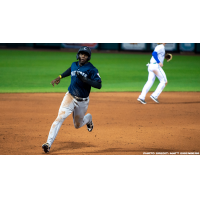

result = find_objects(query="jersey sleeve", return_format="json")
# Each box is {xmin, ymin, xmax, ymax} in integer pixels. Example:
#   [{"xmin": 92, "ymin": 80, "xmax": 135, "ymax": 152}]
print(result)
[
  {"xmin": 89, "ymin": 68, "xmax": 102, "ymax": 82},
  {"xmin": 60, "ymin": 67, "xmax": 71, "ymax": 78},
  {"xmin": 152, "ymin": 51, "xmax": 160, "ymax": 63}
]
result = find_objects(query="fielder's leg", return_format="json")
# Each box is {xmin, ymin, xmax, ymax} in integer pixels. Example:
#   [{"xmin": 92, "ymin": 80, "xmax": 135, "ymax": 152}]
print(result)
[
  {"xmin": 139, "ymin": 70, "xmax": 156, "ymax": 100},
  {"xmin": 151, "ymin": 66, "xmax": 167, "ymax": 99},
  {"xmin": 46, "ymin": 92, "xmax": 75, "ymax": 148}
]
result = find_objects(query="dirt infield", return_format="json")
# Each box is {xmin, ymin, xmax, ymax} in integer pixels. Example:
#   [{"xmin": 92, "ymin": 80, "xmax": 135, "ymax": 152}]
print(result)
[{"xmin": 0, "ymin": 92, "xmax": 200, "ymax": 155}]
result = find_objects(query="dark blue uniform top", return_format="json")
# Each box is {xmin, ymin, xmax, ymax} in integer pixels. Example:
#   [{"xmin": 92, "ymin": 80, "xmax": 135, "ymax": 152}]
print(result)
[{"xmin": 66, "ymin": 62, "xmax": 101, "ymax": 98}]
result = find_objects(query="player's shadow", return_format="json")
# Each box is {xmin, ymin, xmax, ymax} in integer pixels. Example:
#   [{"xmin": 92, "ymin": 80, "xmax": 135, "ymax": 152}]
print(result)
[
  {"xmin": 162, "ymin": 101, "xmax": 200, "ymax": 104},
  {"xmin": 51, "ymin": 141, "xmax": 96, "ymax": 154},
  {"xmin": 87, "ymin": 147, "xmax": 190, "ymax": 154},
  {"xmin": 48, "ymin": 144, "xmax": 195, "ymax": 155}
]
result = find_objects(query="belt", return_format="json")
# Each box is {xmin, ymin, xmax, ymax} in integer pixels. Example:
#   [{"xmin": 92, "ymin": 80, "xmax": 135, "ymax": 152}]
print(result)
[
  {"xmin": 147, "ymin": 62, "xmax": 158, "ymax": 67},
  {"xmin": 70, "ymin": 94, "xmax": 88, "ymax": 102}
]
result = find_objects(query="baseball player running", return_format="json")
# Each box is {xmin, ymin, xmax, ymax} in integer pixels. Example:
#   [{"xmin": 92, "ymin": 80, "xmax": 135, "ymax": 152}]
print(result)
[
  {"xmin": 137, "ymin": 43, "xmax": 172, "ymax": 104},
  {"xmin": 42, "ymin": 46, "xmax": 102, "ymax": 153}
]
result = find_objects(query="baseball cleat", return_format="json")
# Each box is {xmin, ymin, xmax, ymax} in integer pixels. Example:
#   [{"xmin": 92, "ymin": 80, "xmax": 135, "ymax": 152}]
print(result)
[
  {"xmin": 150, "ymin": 95, "xmax": 159, "ymax": 103},
  {"xmin": 137, "ymin": 98, "xmax": 147, "ymax": 104},
  {"xmin": 42, "ymin": 143, "xmax": 50, "ymax": 153},
  {"xmin": 87, "ymin": 121, "xmax": 93, "ymax": 132}
]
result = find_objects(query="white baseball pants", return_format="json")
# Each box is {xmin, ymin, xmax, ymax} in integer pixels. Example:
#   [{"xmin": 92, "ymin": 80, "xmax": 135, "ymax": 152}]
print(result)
[
  {"xmin": 139, "ymin": 64, "xmax": 167, "ymax": 100},
  {"xmin": 47, "ymin": 92, "xmax": 92, "ymax": 147}
]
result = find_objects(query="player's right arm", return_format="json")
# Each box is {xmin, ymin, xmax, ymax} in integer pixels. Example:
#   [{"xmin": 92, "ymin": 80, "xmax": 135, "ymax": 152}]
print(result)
[
  {"xmin": 51, "ymin": 67, "xmax": 71, "ymax": 87},
  {"xmin": 152, "ymin": 51, "xmax": 163, "ymax": 67},
  {"xmin": 152, "ymin": 45, "xmax": 164, "ymax": 67}
]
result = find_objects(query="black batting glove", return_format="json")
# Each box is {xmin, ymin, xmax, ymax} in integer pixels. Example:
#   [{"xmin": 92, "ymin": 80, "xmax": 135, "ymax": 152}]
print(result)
[
  {"xmin": 76, "ymin": 71, "xmax": 101, "ymax": 89},
  {"xmin": 76, "ymin": 71, "xmax": 87, "ymax": 82}
]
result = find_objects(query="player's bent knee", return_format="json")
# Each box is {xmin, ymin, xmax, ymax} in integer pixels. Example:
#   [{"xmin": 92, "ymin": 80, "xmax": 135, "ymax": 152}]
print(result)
[
  {"xmin": 74, "ymin": 125, "xmax": 81, "ymax": 129},
  {"xmin": 160, "ymin": 81, "xmax": 166, "ymax": 85},
  {"xmin": 165, "ymin": 82, "xmax": 168, "ymax": 86},
  {"xmin": 74, "ymin": 122, "xmax": 81, "ymax": 129}
]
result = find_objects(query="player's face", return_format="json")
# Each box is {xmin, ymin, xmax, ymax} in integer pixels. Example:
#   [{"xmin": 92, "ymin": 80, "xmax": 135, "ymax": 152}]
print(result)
[{"xmin": 79, "ymin": 53, "xmax": 89, "ymax": 65}]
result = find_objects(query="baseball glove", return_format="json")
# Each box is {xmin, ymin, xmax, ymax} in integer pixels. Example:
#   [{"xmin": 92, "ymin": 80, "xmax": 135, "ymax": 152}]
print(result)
[{"xmin": 165, "ymin": 53, "xmax": 173, "ymax": 62}]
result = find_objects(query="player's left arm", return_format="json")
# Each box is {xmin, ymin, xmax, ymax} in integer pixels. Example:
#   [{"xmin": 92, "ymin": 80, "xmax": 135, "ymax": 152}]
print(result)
[
  {"xmin": 152, "ymin": 45, "xmax": 165, "ymax": 67},
  {"xmin": 76, "ymin": 70, "xmax": 102, "ymax": 89}
]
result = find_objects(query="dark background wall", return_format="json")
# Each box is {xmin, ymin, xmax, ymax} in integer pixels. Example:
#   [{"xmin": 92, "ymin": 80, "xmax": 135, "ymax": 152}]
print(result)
[{"xmin": 0, "ymin": 43, "xmax": 200, "ymax": 53}]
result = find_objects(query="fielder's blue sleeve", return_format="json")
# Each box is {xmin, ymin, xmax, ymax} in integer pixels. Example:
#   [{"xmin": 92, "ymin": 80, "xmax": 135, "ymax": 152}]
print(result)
[{"xmin": 152, "ymin": 51, "xmax": 160, "ymax": 63}]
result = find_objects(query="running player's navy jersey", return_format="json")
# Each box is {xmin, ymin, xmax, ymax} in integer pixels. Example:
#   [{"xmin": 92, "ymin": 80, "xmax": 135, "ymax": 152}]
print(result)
[{"xmin": 68, "ymin": 62, "xmax": 101, "ymax": 98}]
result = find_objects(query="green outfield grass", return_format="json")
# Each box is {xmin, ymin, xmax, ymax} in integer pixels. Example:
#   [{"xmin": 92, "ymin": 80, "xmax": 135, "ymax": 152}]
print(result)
[{"xmin": 0, "ymin": 49, "xmax": 200, "ymax": 93}]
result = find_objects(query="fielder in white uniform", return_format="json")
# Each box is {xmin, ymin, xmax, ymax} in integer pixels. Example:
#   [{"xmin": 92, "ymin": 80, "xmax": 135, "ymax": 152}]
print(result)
[{"xmin": 137, "ymin": 43, "xmax": 167, "ymax": 104}]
